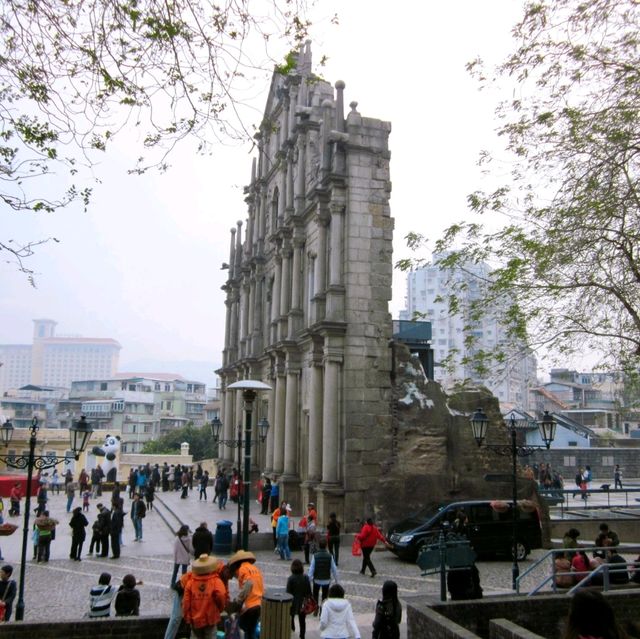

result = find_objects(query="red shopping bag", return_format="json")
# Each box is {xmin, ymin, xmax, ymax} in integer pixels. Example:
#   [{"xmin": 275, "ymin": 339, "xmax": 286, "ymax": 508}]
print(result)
[{"xmin": 351, "ymin": 537, "xmax": 362, "ymax": 556}]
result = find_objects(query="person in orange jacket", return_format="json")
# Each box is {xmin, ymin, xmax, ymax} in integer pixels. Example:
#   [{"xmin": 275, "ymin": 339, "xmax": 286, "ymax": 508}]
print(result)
[
  {"xmin": 228, "ymin": 550, "xmax": 264, "ymax": 639},
  {"xmin": 356, "ymin": 518, "xmax": 389, "ymax": 578},
  {"xmin": 271, "ymin": 501, "xmax": 287, "ymax": 548},
  {"xmin": 181, "ymin": 554, "xmax": 228, "ymax": 638}
]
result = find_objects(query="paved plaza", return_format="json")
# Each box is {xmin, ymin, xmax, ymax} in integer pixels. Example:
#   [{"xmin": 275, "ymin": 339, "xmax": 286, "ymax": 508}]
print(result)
[{"xmin": 1, "ymin": 483, "xmax": 638, "ymax": 635}]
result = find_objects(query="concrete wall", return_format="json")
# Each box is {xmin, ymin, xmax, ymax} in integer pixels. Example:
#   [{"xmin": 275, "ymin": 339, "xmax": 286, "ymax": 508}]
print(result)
[
  {"xmin": 528, "ymin": 447, "xmax": 640, "ymax": 479},
  {"xmin": 0, "ymin": 616, "xmax": 187, "ymax": 638},
  {"xmin": 406, "ymin": 589, "xmax": 640, "ymax": 639}
]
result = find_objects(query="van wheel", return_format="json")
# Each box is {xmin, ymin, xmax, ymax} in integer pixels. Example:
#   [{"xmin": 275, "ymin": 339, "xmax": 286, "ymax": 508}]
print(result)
[{"xmin": 513, "ymin": 540, "xmax": 529, "ymax": 561}]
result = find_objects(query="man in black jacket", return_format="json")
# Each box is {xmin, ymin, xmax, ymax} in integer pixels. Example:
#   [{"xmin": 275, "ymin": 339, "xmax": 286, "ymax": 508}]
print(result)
[
  {"xmin": 97, "ymin": 503, "xmax": 111, "ymax": 558},
  {"xmin": 130, "ymin": 494, "xmax": 146, "ymax": 542},
  {"xmin": 110, "ymin": 503, "xmax": 125, "ymax": 558},
  {"xmin": 192, "ymin": 521, "xmax": 214, "ymax": 556},
  {"xmin": 308, "ymin": 538, "xmax": 338, "ymax": 605}
]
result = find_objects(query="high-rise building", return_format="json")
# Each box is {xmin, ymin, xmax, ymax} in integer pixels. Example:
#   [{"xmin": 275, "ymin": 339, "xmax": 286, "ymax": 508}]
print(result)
[
  {"xmin": 0, "ymin": 319, "xmax": 121, "ymax": 394},
  {"xmin": 400, "ymin": 256, "xmax": 537, "ymax": 409}
]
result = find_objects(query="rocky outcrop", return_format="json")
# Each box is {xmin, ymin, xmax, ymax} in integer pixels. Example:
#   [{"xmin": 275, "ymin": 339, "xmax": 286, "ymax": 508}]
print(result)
[{"xmin": 365, "ymin": 344, "xmax": 549, "ymax": 543}]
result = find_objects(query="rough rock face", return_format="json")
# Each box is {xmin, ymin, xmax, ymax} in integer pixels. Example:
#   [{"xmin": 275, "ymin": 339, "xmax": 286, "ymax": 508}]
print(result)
[{"xmin": 367, "ymin": 344, "xmax": 549, "ymax": 543}]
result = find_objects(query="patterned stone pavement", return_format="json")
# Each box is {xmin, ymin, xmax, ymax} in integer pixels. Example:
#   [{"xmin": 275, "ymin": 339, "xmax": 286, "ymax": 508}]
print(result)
[{"xmin": 0, "ymin": 485, "xmax": 563, "ymax": 635}]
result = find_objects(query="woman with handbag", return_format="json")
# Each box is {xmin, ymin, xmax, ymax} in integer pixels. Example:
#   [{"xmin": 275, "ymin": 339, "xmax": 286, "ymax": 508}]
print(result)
[
  {"xmin": 286, "ymin": 559, "xmax": 313, "ymax": 639},
  {"xmin": 171, "ymin": 525, "xmax": 193, "ymax": 588}
]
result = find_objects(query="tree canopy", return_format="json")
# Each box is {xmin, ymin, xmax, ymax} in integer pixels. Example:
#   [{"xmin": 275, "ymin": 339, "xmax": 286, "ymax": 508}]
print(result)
[
  {"xmin": 141, "ymin": 423, "xmax": 217, "ymax": 461},
  {"xmin": 1, "ymin": 0, "xmax": 309, "ymax": 281},
  {"xmin": 400, "ymin": 0, "xmax": 640, "ymax": 376}
]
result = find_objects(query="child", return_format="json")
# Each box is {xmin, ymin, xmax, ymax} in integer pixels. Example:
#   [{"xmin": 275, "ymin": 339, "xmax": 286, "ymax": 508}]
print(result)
[
  {"xmin": 372, "ymin": 580, "xmax": 402, "ymax": 639},
  {"xmin": 88, "ymin": 518, "xmax": 101, "ymax": 556},
  {"xmin": 114, "ymin": 574, "xmax": 142, "ymax": 616},
  {"xmin": 89, "ymin": 572, "xmax": 116, "ymax": 618},
  {"xmin": 320, "ymin": 584, "xmax": 360, "ymax": 639},
  {"xmin": 82, "ymin": 489, "xmax": 91, "ymax": 512}
]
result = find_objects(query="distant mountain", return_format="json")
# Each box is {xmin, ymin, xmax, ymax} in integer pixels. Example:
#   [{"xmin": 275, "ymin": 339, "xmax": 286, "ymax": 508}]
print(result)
[{"xmin": 118, "ymin": 358, "xmax": 220, "ymax": 389}]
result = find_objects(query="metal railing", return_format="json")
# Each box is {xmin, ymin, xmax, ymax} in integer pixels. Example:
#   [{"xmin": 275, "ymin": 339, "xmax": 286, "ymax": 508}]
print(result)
[
  {"xmin": 517, "ymin": 545, "xmax": 640, "ymax": 596},
  {"xmin": 539, "ymin": 486, "xmax": 640, "ymax": 511}
]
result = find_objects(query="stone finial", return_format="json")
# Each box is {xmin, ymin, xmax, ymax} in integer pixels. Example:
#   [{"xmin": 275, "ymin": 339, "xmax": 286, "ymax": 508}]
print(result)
[{"xmin": 347, "ymin": 100, "xmax": 362, "ymax": 127}]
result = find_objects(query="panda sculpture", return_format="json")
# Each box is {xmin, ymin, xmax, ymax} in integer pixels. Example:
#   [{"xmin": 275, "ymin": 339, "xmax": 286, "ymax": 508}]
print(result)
[{"xmin": 92, "ymin": 434, "xmax": 122, "ymax": 482}]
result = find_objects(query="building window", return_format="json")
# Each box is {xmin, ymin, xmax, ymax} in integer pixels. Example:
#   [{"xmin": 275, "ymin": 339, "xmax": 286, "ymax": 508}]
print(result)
[
  {"xmin": 564, "ymin": 456, "xmax": 576, "ymax": 468},
  {"xmin": 602, "ymin": 455, "xmax": 614, "ymax": 466},
  {"xmin": 100, "ymin": 383, "xmax": 108, "ymax": 390}
]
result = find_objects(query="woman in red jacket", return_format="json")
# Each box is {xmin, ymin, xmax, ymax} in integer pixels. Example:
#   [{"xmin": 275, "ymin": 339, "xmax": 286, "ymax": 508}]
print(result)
[{"xmin": 356, "ymin": 518, "xmax": 388, "ymax": 578}]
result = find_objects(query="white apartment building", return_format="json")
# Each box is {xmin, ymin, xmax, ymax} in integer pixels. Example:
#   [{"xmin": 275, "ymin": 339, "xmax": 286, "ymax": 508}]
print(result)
[
  {"xmin": 399, "ymin": 256, "xmax": 537, "ymax": 409},
  {"xmin": 0, "ymin": 319, "xmax": 121, "ymax": 394},
  {"xmin": 56, "ymin": 374, "xmax": 207, "ymax": 453}
]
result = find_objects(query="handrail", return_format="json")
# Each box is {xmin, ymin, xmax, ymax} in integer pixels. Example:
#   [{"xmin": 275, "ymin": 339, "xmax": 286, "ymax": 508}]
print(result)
[
  {"xmin": 540, "ymin": 486, "xmax": 640, "ymax": 508},
  {"xmin": 516, "ymin": 545, "xmax": 640, "ymax": 596}
]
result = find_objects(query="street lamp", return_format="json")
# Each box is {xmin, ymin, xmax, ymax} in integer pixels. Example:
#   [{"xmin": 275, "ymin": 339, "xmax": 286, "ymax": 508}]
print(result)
[
  {"xmin": 0, "ymin": 415, "xmax": 94, "ymax": 621},
  {"xmin": 469, "ymin": 408, "xmax": 556, "ymax": 590},
  {"xmin": 211, "ymin": 380, "xmax": 271, "ymax": 551}
]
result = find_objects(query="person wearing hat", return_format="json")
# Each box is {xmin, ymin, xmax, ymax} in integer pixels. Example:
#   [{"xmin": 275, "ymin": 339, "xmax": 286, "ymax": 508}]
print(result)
[
  {"xmin": 181, "ymin": 554, "xmax": 228, "ymax": 638},
  {"xmin": 0, "ymin": 565, "xmax": 16, "ymax": 621},
  {"xmin": 228, "ymin": 550, "xmax": 264, "ymax": 639}
]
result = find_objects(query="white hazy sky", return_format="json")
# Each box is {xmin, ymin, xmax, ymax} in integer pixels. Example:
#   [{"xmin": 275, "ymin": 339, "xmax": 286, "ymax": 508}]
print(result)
[{"xmin": 1, "ymin": 1, "xmax": 526, "ymax": 387}]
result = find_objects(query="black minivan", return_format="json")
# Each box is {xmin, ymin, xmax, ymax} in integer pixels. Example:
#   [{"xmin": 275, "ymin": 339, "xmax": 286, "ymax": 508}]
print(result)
[{"xmin": 386, "ymin": 499, "xmax": 543, "ymax": 562}]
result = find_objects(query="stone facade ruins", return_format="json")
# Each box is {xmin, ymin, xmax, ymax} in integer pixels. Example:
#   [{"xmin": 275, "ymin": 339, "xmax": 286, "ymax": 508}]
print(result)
[
  {"xmin": 216, "ymin": 43, "xmax": 394, "ymax": 524},
  {"xmin": 215, "ymin": 45, "xmax": 534, "ymax": 532}
]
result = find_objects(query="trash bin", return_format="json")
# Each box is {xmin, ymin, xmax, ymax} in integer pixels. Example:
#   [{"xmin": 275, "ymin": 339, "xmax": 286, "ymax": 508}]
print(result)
[
  {"xmin": 214, "ymin": 520, "xmax": 233, "ymax": 555},
  {"xmin": 261, "ymin": 589, "xmax": 292, "ymax": 639}
]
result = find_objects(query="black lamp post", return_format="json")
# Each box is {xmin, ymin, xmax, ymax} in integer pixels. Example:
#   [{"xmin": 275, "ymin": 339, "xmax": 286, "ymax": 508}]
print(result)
[
  {"xmin": 469, "ymin": 408, "xmax": 556, "ymax": 590},
  {"xmin": 211, "ymin": 380, "xmax": 271, "ymax": 551},
  {"xmin": 0, "ymin": 415, "xmax": 94, "ymax": 620}
]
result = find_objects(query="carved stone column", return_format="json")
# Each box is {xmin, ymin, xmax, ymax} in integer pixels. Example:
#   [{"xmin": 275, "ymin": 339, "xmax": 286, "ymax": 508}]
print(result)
[
  {"xmin": 271, "ymin": 252, "xmax": 282, "ymax": 344},
  {"xmin": 272, "ymin": 369, "xmax": 286, "ymax": 475},
  {"xmin": 223, "ymin": 388, "xmax": 235, "ymax": 463},
  {"xmin": 315, "ymin": 214, "xmax": 328, "ymax": 294},
  {"xmin": 321, "ymin": 351, "xmax": 342, "ymax": 485},
  {"xmin": 264, "ymin": 386, "xmax": 275, "ymax": 474},
  {"xmin": 282, "ymin": 362, "xmax": 300, "ymax": 479},
  {"xmin": 329, "ymin": 204, "xmax": 344, "ymax": 287},
  {"xmin": 307, "ymin": 361, "xmax": 323, "ymax": 483},
  {"xmin": 279, "ymin": 244, "xmax": 291, "ymax": 341}
]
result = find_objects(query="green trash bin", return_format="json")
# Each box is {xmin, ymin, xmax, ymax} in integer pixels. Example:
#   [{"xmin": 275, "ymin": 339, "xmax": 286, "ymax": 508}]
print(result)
[
  {"xmin": 214, "ymin": 520, "xmax": 233, "ymax": 555},
  {"xmin": 261, "ymin": 589, "xmax": 292, "ymax": 639}
]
